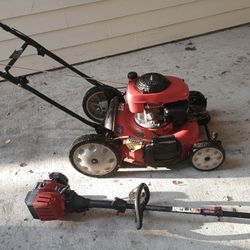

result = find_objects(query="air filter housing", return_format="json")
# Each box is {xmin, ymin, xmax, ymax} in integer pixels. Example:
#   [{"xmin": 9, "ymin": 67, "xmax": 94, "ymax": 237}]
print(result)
[
  {"xmin": 126, "ymin": 73, "xmax": 189, "ymax": 113},
  {"xmin": 136, "ymin": 73, "xmax": 171, "ymax": 93}
]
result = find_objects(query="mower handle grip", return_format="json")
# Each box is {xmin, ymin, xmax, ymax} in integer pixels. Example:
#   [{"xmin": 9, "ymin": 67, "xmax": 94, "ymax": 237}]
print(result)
[
  {"xmin": 134, "ymin": 183, "xmax": 150, "ymax": 229},
  {"xmin": 0, "ymin": 22, "xmax": 42, "ymax": 48}
]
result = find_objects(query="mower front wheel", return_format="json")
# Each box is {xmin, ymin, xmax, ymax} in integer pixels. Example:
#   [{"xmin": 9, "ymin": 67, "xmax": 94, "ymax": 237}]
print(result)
[
  {"xmin": 189, "ymin": 141, "xmax": 225, "ymax": 171},
  {"xmin": 69, "ymin": 134, "xmax": 121, "ymax": 177}
]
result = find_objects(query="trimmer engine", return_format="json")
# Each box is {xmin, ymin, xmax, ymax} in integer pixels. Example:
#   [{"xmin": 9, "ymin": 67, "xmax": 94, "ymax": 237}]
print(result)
[
  {"xmin": 25, "ymin": 172, "xmax": 92, "ymax": 220},
  {"xmin": 25, "ymin": 173, "xmax": 68, "ymax": 220}
]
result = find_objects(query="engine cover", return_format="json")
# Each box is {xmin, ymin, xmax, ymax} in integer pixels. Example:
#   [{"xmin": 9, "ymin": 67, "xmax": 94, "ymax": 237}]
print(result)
[
  {"xmin": 25, "ymin": 180, "xmax": 65, "ymax": 220},
  {"xmin": 126, "ymin": 75, "xmax": 189, "ymax": 113},
  {"xmin": 135, "ymin": 73, "xmax": 170, "ymax": 93}
]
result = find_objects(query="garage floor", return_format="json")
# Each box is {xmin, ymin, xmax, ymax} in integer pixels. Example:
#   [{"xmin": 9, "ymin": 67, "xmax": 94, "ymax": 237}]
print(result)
[{"xmin": 1, "ymin": 24, "xmax": 250, "ymax": 250}]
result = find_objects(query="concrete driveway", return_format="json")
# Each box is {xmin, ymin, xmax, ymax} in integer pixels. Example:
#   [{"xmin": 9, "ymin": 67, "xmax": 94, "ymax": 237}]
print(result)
[{"xmin": 0, "ymin": 24, "xmax": 250, "ymax": 250}]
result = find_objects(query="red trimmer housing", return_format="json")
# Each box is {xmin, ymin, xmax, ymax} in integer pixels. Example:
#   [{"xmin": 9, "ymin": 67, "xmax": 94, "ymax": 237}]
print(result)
[{"xmin": 25, "ymin": 173, "xmax": 67, "ymax": 220}]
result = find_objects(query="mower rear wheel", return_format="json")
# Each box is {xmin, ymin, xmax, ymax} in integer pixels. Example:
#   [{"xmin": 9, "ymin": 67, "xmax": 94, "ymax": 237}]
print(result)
[
  {"xmin": 189, "ymin": 141, "xmax": 225, "ymax": 171},
  {"xmin": 82, "ymin": 86, "xmax": 123, "ymax": 123},
  {"xmin": 189, "ymin": 91, "xmax": 207, "ymax": 113},
  {"xmin": 69, "ymin": 134, "xmax": 121, "ymax": 177}
]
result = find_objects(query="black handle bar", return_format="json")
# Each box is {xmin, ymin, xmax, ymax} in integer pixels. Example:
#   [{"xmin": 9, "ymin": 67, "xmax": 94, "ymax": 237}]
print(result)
[
  {"xmin": 0, "ymin": 22, "xmax": 120, "ymax": 134},
  {"xmin": 0, "ymin": 22, "xmax": 105, "ymax": 87}
]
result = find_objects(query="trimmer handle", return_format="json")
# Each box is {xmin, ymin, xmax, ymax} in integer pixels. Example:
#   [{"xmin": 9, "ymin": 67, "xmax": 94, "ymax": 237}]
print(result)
[{"xmin": 134, "ymin": 183, "xmax": 150, "ymax": 229}]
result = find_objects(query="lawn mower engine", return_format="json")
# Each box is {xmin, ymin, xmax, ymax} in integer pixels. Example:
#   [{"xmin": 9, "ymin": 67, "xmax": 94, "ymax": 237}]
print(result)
[
  {"xmin": 113, "ymin": 72, "xmax": 198, "ymax": 166},
  {"xmin": 70, "ymin": 72, "xmax": 225, "ymax": 177}
]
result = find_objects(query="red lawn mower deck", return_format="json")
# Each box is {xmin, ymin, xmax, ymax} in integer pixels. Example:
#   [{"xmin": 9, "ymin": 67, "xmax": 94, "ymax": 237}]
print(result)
[{"xmin": 70, "ymin": 72, "xmax": 225, "ymax": 177}]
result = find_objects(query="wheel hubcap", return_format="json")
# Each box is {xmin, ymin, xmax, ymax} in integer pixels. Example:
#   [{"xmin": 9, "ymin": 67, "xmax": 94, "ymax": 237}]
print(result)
[
  {"xmin": 73, "ymin": 143, "xmax": 117, "ymax": 176},
  {"xmin": 192, "ymin": 147, "xmax": 223, "ymax": 170},
  {"xmin": 91, "ymin": 158, "xmax": 98, "ymax": 164}
]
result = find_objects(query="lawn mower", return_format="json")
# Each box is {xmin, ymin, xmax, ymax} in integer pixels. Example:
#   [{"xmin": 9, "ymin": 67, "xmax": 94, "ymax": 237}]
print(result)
[
  {"xmin": 0, "ymin": 22, "xmax": 225, "ymax": 177},
  {"xmin": 25, "ymin": 172, "xmax": 250, "ymax": 230}
]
